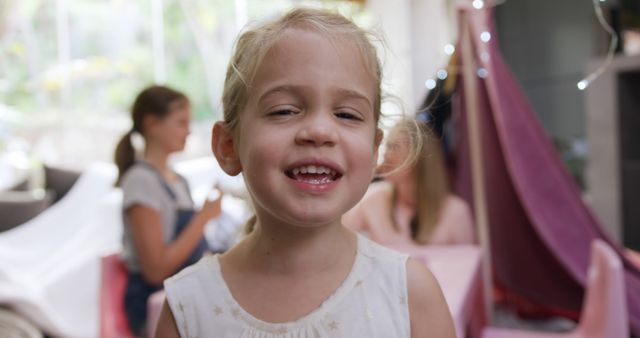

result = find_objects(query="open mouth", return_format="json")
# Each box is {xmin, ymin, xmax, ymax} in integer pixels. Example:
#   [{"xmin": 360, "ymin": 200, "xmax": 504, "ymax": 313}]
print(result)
[{"xmin": 285, "ymin": 164, "xmax": 343, "ymax": 185}]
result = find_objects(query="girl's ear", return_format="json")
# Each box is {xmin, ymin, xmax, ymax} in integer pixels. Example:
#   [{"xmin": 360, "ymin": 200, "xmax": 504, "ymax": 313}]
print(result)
[{"xmin": 212, "ymin": 122, "xmax": 242, "ymax": 176}]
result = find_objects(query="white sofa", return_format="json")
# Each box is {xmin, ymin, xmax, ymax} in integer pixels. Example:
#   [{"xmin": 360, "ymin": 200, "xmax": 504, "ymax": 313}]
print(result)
[{"xmin": 0, "ymin": 157, "xmax": 248, "ymax": 338}]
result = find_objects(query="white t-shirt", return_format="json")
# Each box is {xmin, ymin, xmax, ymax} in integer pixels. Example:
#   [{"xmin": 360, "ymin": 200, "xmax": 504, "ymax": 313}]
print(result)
[{"xmin": 164, "ymin": 235, "xmax": 411, "ymax": 337}]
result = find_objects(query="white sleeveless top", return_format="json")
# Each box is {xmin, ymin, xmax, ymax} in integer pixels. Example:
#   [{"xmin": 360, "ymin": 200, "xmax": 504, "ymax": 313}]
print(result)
[{"xmin": 164, "ymin": 235, "xmax": 411, "ymax": 337}]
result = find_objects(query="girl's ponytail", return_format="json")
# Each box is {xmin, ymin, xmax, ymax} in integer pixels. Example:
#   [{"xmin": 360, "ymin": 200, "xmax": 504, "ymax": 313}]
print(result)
[{"xmin": 114, "ymin": 129, "xmax": 136, "ymax": 186}]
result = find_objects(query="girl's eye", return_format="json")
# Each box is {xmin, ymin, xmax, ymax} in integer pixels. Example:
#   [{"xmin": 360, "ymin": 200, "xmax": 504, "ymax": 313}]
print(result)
[
  {"xmin": 335, "ymin": 111, "xmax": 362, "ymax": 121},
  {"xmin": 268, "ymin": 109, "xmax": 297, "ymax": 116}
]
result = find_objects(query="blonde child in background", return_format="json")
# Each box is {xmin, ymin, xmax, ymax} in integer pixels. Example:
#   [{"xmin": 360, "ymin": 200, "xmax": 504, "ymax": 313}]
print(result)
[
  {"xmin": 155, "ymin": 8, "xmax": 455, "ymax": 338},
  {"xmin": 343, "ymin": 118, "xmax": 475, "ymax": 249}
]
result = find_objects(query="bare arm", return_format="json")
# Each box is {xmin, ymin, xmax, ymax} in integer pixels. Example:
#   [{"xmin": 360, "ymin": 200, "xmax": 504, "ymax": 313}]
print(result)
[
  {"xmin": 128, "ymin": 195, "xmax": 221, "ymax": 285},
  {"xmin": 407, "ymin": 258, "xmax": 456, "ymax": 338},
  {"xmin": 155, "ymin": 300, "xmax": 180, "ymax": 338}
]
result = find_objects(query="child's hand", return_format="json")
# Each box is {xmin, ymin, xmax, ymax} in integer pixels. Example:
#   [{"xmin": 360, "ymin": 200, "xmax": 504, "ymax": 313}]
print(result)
[{"xmin": 200, "ymin": 188, "xmax": 223, "ymax": 220}]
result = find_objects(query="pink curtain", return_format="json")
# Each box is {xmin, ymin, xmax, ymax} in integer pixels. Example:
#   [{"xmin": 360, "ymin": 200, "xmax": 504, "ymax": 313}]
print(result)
[{"xmin": 451, "ymin": 5, "xmax": 640, "ymax": 335}]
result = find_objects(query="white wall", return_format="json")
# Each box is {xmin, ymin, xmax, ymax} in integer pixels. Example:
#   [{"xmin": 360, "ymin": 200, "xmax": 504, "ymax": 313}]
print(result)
[
  {"xmin": 367, "ymin": 0, "xmax": 455, "ymax": 114},
  {"xmin": 410, "ymin": 0, "xmax": 456, "ymax": 108}
]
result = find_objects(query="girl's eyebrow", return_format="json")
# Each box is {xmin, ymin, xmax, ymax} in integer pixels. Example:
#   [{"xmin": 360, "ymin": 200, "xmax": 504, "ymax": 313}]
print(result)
[
  {"xmin": 257, "ymin": 85, "xmax": 373, "ymax": 110},
  {"xmin": 257, "ymin": 85, "xmax": 294, "ymax": 103},
  {"xmin": 334, "ymin": 88, "xmax": 373, "ymax": 110}
]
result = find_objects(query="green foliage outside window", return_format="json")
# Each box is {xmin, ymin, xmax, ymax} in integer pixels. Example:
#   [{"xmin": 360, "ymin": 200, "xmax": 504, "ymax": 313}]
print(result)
[{"xmin": 0, "ymin": 0, "xmax": 366, "ymax": 165}]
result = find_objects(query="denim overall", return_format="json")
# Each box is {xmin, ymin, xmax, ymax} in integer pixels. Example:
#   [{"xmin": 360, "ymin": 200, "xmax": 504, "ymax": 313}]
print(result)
[{"xmin": 124, "ymin": 164, "xmax": 208, "ymax": 335}]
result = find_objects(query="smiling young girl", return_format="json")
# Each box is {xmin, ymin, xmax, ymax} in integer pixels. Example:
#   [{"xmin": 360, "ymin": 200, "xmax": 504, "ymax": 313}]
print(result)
[{"xmin": 155, "ymin": 8, "xmax": 455, "ymax": 337}]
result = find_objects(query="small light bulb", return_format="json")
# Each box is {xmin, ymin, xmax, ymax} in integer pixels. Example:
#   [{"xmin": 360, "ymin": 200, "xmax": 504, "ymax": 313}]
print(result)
[
  {"xmin": 480, "ymin": 31, "xmax": 491, "ymax": 43},
  {"xmin": 477, "ymin": 68, "xmax": 488, "ymax": 78},
  {"xmin": 437, "ymin": 69, "xmax": 448, "ymax": 80},
  {"xmin": 425, "ymin": 79, "xmax": 437, "ymax": 89},
  {"xmin": 444, "ymin": 44, "xmax": 455, "ymax": 55},
  {"xmin": 472, "ymin": 0, "xmax": 484, "ymax": 9},
  {"xmin": 577, "ymin": 80, "xmax": 588, "ymax": 90}
]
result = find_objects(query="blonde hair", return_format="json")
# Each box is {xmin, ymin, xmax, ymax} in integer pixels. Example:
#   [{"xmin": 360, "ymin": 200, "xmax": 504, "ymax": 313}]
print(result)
[
  {"xmin": 221, "ymin": 7, "xmax": 385, "ymax": 234},
  {"xmin": 222, "ymin": 7, "xmax": 383, "ymax": 135},
  {"xmin": 385, "ymin": 118, "xmax": 449, "ymax": 244}
]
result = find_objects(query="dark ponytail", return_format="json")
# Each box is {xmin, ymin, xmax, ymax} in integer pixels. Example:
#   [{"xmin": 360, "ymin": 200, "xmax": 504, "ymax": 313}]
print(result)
[
  {"xmin": 114, "ymin": 85, "xmax": 188, "ymax": 186},
  {"xmin": 114, "ymin": 130, "xmax": 136, "ymax": 186}
]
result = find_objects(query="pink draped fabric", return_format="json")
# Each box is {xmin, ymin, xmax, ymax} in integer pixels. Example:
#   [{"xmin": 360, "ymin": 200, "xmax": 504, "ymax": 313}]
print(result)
[{"xmin": 450, "ymin": 5, "xmax": 640, "ymax": 335}]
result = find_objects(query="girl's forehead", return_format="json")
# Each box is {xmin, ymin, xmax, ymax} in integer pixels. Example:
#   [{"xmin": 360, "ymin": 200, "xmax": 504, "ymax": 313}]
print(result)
[
  {"xmin": 269, "ymin": 28, "xmax": 354, "ymax": 58},
  {"xmin": 253, "ymin": 28, "xmax": 375, "ymax": 92}
]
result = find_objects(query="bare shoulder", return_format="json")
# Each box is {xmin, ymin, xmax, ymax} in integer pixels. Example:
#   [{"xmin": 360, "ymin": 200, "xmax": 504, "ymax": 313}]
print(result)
[
  {"xmin": 357, "ymin": 181, "xmax": 394, "ymax": 211},
  {"xmin": 406, "ymin": 258, "xmax": 456, "ymax": 338},
  {"xmin": 446, "ymin": 194, "xmax": 472, "ymax": 215},
  {"xmin": 366, "ymin": 180, "xmax": 394, "ymax": 198},
  {"xmin": 442, "ymin": 194, "xmax": 475, "ymax": 242}
]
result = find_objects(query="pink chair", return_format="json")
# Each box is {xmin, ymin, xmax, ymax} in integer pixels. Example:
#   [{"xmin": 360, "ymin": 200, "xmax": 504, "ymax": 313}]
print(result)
[
  {"xmin": 482, "ymin": 239, "xmax": 628, "ymax": 338},
  {"xmin": 100, "ymin": 253, "xmax": 136, "ymax": 338}
]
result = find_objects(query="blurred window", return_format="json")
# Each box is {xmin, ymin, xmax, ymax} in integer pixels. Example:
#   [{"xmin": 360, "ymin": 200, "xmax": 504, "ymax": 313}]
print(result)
[{"xmin": 0, "ymin": 0, "xmax": 367, "ymax": 168}]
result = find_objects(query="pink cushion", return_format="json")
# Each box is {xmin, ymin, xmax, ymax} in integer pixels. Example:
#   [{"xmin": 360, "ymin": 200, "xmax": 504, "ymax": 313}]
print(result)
[{"xmin": 100, "ymin": 254, "xmax": 136, "ymax": 338}]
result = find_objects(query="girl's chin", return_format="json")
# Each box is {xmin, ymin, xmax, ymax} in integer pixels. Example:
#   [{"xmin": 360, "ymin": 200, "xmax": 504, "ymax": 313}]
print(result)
[
  {"xmin": 267, "ymin": 211, "xmax": 342, "ymax": 228},
  {"xmin": 290, "ymin": 213, "xmax": 344, "ymax": 228}
]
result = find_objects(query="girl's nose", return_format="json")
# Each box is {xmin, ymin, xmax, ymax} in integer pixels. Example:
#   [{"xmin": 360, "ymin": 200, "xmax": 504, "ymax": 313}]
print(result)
[{"xmin": 295, "ymin": 114, "xmax": 339, "ymax": 147}]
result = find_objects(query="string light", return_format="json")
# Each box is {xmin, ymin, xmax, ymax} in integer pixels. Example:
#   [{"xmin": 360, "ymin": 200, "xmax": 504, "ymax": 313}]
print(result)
[
  {"xmin": 480, "ymin": 31, "xmax": 491, "ymax": 42},
  {"xmin": 577, "ymin": 80, "xmax": 588, "ymax": 90},
  {"xmin": 468, "ymin": 0, "xmax": 508, "ymax": 85},
  {"xmin": 577, "ymin": 0, "xmax": 618, "ymax": 90},
  {"xmin": 425, "ymin": 79, "xmax": 437, "ymax": 89},
  {"xmin": 444, "ymin": 44, "xmax": 456, "ymax": 55},
  {"xmin": 437, "ymin": 69, "xmax": 448, "ymax": 80},
  {"xmin": 472, "ymin": 0, "xmax": 485, "ymax": 9}
]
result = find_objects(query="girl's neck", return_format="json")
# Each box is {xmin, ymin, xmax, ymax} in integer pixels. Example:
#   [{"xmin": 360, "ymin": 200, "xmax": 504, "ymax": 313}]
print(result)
[
  {"xmin": 143, "ymin": 147, "xmax": 171, "ymax": 177},
  {"xmin": 240, "ymin": 221, "xmax": 356, "ymax": 276}
]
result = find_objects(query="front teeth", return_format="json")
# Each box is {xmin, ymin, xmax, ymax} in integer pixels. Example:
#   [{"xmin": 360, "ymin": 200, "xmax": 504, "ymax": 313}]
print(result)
[{"xmin": 292, "ymin": 165, "xmax": 336, "ymax": 176}]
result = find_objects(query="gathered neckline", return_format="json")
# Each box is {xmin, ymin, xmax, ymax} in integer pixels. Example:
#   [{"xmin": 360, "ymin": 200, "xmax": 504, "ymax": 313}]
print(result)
[{"xmin": 205, "ymin": 235, "xmax": 365, "ymax": 333}]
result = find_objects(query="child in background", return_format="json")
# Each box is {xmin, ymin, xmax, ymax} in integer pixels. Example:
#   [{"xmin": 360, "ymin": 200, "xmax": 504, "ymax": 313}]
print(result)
[
  {"xmin": 155, "ymin": 8, "xmax": 455, "ymax": 338},
  {"xmin": 343, "ymin": 118, "xmax": 475, "ymax": 249},
  {"xmin": 114, "ymin": 85, "xmax": 222, "ymax": 335}
]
